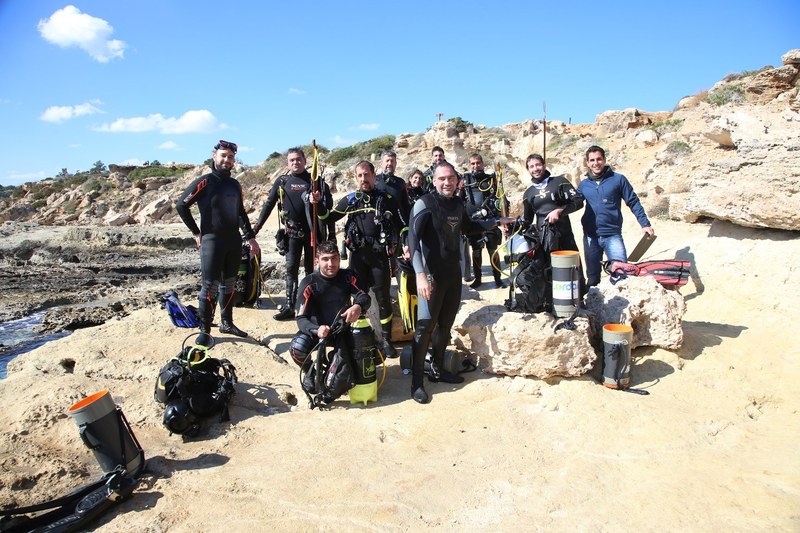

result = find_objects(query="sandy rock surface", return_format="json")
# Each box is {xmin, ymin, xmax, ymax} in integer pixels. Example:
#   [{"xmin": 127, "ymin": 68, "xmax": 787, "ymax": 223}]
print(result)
[{"xmin": 1, "ymin": 215, "xmax": 798, "ymax": 531}]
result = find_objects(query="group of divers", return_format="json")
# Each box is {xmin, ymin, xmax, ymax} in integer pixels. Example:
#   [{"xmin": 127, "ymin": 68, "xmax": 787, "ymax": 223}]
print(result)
[{"xmin": 175, "ymin": 140, "xmax": 654, "ymax": 405}]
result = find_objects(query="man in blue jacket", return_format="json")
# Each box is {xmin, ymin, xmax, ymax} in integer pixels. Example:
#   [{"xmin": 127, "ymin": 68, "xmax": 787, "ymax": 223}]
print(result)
[{"xmin": 577, "ymin": 145, "xmax": 654, "ymax": 287}]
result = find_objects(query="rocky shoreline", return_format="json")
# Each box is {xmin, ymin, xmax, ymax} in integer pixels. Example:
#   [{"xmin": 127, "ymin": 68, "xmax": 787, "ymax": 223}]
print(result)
[{"xmin": 0, "ymin": 222, "xmax": 202, "ymax": 339}]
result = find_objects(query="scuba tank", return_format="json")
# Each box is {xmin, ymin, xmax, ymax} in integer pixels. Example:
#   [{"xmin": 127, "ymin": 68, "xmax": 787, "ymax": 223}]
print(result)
[{"xmin": 349, "ymin": 317, "xmax": 377, "ymax": 405}]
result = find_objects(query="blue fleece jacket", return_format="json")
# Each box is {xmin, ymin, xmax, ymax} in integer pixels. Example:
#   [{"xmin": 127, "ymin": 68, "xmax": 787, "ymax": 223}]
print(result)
[{"xmin": 577, "ymin": 166, "xmax": 650, "ymax": 237}]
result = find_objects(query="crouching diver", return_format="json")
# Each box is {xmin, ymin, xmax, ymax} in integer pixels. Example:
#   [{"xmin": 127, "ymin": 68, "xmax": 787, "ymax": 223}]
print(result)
[
  {"xmin": 407, "ymin": 162, "xmax": 514, "ymax": 404},
  {"xmin": 176, "ymin": 140, "xmax": 260, "ymax": 346},
  {"xmin": 290, "ymin": 240, "xmax": 371, "ymax": 368}
]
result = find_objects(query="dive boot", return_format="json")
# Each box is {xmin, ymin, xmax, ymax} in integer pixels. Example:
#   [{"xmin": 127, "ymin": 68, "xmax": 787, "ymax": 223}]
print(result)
[
  {"xmin": 273, "ymin": 306, "xmax": 295, "ymax": 321},
  {"xmin": 380, "ymin": 324, "xmax": 398, "ymax": 359},
  {"xmin": 220, "ymin": 320, "xmax": 248, "ymax": 338},
  {"xmin": 469, "ymin": 253, "xmax": 482, "ymax": 288},
  {"xmin": 196, "ymin": 304, "xmax": 213, "ymax": 346},
  {"xmin": 412, "ymin": 386, "xmax": 430, "ymax": 404},
  {"xmin": 274, "ymin": 281, "xmax": 297, "ymax": 321}
]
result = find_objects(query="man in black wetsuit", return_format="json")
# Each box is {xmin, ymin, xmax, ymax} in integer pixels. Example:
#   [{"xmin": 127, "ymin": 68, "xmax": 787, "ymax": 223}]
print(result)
[
  {"xmin": 408, "ymin": 162, "xmax": 513, "ymax": 404},
  {"xmin": 291, "ymin": 240, "xmax": 372, "ymax": 367},
  {"xmin": 375, "ymin": 149, "xmax": 411, "ymax": 277},
  {"xmin": 314, "ymin": 160, "xmax": 407, "ymax": 358},
  {"xmin": 375, "ymin": 149, "xmax": 411, "ymax": 223},
  {"xmin": 460, "ymin": 153, "xmax": 507, "ymax": 289},
  {"xmin": 253, "ymin": 147, "xmax": 333, "ymax": 321},
  {"xmin": 422, "ymin": 145, "xmax": 447, "ymax": 192},
  {"xmin": 519, "ymin": 153, "xmax": 587, "ymax": 301},
  {"xmin": 176, "ymin": 140, "xmax": 261, "ymax": 346}
]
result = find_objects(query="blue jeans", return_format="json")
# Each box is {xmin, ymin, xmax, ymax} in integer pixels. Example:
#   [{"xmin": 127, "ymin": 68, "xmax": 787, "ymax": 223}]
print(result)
[{"xmin": 583, "ymin": 234, "xmax": 627, "ymax": 286}]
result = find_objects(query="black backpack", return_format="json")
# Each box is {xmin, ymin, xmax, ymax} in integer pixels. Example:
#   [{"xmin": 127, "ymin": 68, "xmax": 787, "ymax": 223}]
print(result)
[
  {"xmin": 233, "ymin": 242, "xmax": 262, "ymax": 307},
  {"xmin": 154, "ymin": 343, "xmax": 238, "ymax": 434}
]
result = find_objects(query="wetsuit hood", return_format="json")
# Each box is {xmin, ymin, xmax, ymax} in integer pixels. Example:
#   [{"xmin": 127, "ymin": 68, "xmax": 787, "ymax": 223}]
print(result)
[{"xmin": 210, "ymin": 160, "xmax": 232, "ymax": 179}]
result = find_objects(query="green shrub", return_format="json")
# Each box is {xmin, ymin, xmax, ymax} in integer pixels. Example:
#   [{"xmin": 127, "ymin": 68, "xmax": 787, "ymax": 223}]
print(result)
[
  {"xmin": 361, "ymin": 135, "xmax": 395, "ymax": 156},
  {"xmin": 62, "ymin": 174, "xmax": 90, "ymax": 188},
  {"xmin": 32, "ymin": 199, "xmax": 46, "ymax": 209},
  {"xmin": 706, "ymin": 84, "xmax": 745, "ymax": 106},
  {"xmin": 327, "ymin": 146, "xmax": 358, "ymax": 166},
  {"xmin": 62, "ymin": 199, "xmax": 79, "ymax": 214},
  {"xmin": 647, "ymin": 118, "xmax": 684, "ymax": 135},
  {"xmin": 261, "ymin": 157, "xmax": 286, "ymax": 176},
  {"xmin": 128, "ymin": 166, "xmax": 183, "ymax": 181},
  {"xmin": 547, "ymin": 134, "xmax": 578, "ymax": 152},
  {"xmin": 449, "ymin": 117, "xmax": 474, "ymax": 134},
  {"xmin": 81, "ymin": 177, "xmax": 102, "ymax": 193},
  {"xmin": 324, "ymin": 135, "xmax": 396, "ymax": 167},
  {"xmin": 665, "ymin": 140, "xmax": 692, "ymax": 155}
]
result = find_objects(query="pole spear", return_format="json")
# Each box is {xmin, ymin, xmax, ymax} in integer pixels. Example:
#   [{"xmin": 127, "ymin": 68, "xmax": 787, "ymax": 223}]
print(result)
[
  {"xmin": 310, "ymin": 140, "xmax": 319, "ymax": 260},
  {"xmin": 542, "ymin": 101, "xmax": 547, "ymax": 166}
]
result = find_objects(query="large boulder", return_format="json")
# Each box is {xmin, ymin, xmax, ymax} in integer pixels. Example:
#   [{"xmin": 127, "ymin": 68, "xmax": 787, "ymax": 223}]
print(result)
[
  {"xmin": 584, "ymin": 275, "xmax": 686, "ymax": 350},
  {"xmin": 451, "ymin": 300, "xmax": 596, "ymax": 379},
  {"xmin": 135, "ymin": 195, "xmax": 173, "ymax": 224},
  {"xmin": 674, "ymin": 108, "xmax": 800, "ymax": 231}
]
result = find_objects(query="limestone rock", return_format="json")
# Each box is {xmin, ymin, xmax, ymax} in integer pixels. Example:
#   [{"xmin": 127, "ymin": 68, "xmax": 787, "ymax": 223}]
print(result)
[
  {"xmin": 135, "ymin": 195, "xmax": 173, "ymax": 224},
  {"xmin": 451, "ymin": 300, "xmax": 596, "ymax": 379},
  {"xmin": 103, "ymin": 209, "xmax": 132, "ymax": 226},
  {"xmin": 744, "ymin": 65, "xmax": 798, "ymax": 103},
  {"xmin": 584, "ymin": 276, "xmax": 686, "ymax": 350},
  {"xmin": 595, "ymin": 108, "xmax": 670, "ymax": 134},
  {"xmin": 634, "ymin": 129, "xmax": 659, "ymax": 148},
  {"xmin": 782, "ymin": 49, "xmax": 800, "ymax": 66}
]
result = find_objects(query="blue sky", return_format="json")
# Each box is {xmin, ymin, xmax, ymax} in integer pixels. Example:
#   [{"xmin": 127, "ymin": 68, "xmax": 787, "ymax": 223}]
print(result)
[{"xmin": 0, "ymin": 1, "xmax": 797, "ymax": 186}]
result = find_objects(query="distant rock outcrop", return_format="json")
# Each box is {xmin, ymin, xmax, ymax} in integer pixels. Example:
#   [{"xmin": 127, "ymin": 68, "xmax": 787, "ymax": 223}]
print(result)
[{"xmin": 2, "ymin": 49, "xmax": 798, "ymax": 232}]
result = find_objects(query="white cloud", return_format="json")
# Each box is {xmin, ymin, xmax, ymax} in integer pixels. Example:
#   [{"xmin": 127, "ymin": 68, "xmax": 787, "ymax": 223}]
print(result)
[
  {"xmin": 40, "ymin": 100, "xmax": 104, "ymax": 123},
  {"xmin": 236, "ymin": 145, "xmax": 254, "ymax": 154},
  {"xmin": 351, "ymin": 123, "xmax": 380, "ymax": 131},
  {"xmin": 288, "ymin": 88, "xmax": 307, "ymax": 95},
  {"xmin": 38, "ymin": 5, "xmax": 127, "ymax": 63},
  {"xmin": 94, "ymin": 110, "xmax": 225, "ymax": 134},
  {"xmin": 332, "ymin": 135, "xmax": 355, "ymax": 147},
  {"xmin": 158, "ymin": 141, "xmax": 179, "ymax": 150},
  {"xmin": 121, "ymin": 158, "xmax": 144, "ymax": 166}
]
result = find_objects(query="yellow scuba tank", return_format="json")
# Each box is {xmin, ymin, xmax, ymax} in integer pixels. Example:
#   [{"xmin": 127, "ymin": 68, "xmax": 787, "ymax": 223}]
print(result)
[{"xmin": 349, "ymin": 317, "xmax": 378, "ymax": 405}]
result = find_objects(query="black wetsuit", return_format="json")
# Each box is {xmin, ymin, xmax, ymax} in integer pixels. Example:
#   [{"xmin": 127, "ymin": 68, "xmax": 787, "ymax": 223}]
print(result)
[
  {"xmin": 521, "ymin": 171, "xmax": 586, "ymax": 293},
  {"xmin": 460, "ymin": 170, "xmax": 506, "ymax": 284},
  {"xmin": 408, "ymin": 191, "xmax": 498, "ymax": 389},
  {"xmin": 254, "ymin": 171, "xmax": 333, "ymax": 309},
  {"xmin": 408, "ymin": 186, "xmax": 425, "ymax": 206},
  {"xmin": 296, "ymin": 268, "xmax": 371, "ymax": 338},
  {"xmin": 318, "ymin": 189, "xmax": 406, "ymax": 342},
  {"xmin": 175, "ymin": 167, "xmax": 255, "ymax": 329},
  {"xmin": 376, "ymin": 172, "xmax": 411, "ymax": 274},
  {"xmin": 375, "ymin": 173, "xmax": 411, "ymax": 223}
]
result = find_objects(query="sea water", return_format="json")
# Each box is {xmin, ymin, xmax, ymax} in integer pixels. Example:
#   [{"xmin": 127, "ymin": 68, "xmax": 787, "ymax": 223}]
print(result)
[{"xmin": 0, "ymin": 312, "xmax": 69, "ymax": 379}]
